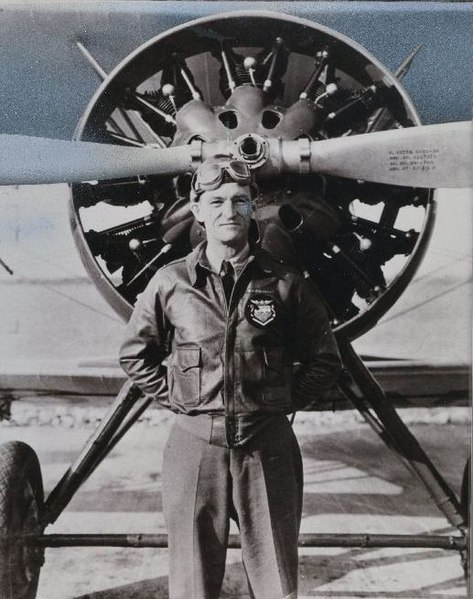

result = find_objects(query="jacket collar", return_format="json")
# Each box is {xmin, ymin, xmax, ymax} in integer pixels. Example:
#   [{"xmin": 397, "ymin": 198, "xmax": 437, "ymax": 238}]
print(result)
[{"xmin": 186, "ymin": 242, "xmax": 276, "ymax": 286}]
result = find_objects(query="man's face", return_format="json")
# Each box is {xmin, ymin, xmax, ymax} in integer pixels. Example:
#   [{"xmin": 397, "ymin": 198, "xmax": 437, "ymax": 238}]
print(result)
[{"xmin": 191, "ymin": 182, "xmax": 254, "ymax": 246}]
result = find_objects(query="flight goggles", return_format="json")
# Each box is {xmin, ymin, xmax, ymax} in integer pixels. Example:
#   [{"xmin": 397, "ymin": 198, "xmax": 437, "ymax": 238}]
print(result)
[{"xmin": 191, "ymin": 160, "xmax": 253, "ymax": 198}]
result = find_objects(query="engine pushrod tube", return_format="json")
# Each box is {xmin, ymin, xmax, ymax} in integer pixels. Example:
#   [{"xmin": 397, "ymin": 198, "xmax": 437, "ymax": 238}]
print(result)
[{"xmin": 24, "ymin": 533, "xmax": 466, "ymax": 551}]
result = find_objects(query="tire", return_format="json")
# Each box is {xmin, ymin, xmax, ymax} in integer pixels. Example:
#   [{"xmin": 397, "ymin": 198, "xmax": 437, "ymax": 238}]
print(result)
[
  {"xmin": 0, "ymin": 441, "xmax": 44, "ymax": 599},
  {"xmin": 461, "ymin": 456, "xmax": 470, "ymax": 527},
  {"xmin": 460, "ymin": 457, "xmax": 470, "ymax": 580}
]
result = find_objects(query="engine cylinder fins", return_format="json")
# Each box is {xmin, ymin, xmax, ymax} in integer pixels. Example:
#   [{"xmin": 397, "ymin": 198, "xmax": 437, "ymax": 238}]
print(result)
[{"xmin": 71, "ymin": 12, "xmax": 435, "ymax": 337}]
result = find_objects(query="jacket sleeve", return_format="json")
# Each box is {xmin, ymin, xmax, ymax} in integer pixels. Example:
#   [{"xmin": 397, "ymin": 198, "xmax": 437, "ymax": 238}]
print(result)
[
  {"xmin": 119, "ymin": 276, "xmax": 170, "ymax": 406},
  {"xmin": 291, "ymin": 275, "xmax": 342, "ymax": 408}
]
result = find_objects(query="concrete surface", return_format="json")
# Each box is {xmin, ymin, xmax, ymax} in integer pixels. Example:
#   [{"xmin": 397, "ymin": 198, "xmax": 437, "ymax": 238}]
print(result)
[
  {"xmin": 0, "ymin": 184, "xmax": 470, "ymax": 597},
  {"xmin": 0, "ymin": 407, "xmax": 469, "ymax": 598}
]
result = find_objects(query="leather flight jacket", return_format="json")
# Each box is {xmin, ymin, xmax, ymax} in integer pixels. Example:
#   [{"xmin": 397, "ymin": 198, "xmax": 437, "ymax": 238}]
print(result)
[{"xmin": 119, "ymin": 242, "xmax": 341, "ymax": 447}]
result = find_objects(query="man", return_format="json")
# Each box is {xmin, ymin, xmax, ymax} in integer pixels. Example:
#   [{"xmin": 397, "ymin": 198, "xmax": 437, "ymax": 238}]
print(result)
[{"xmin": 119, "ymin": 159, "xmax": 341, "ymax": 599}]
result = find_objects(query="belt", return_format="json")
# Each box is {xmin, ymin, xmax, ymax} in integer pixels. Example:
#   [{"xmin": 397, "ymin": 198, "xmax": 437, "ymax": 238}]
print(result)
[
  {"xmin": 174, "ymin": 413, "xmax": 227, "ymax": 446},
  {"xmin": 174, "ymin": 412, "xmax": 288, "ymax": 448}
]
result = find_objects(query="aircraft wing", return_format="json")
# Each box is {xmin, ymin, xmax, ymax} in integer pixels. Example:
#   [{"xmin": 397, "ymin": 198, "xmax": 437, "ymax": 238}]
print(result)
[
  {"xmin": 0, "ymin": 1, "xmax": 472, "ymax": 141},
  {"xmin": 0, "ymin": 358, "xmax": 468, "ymax": 410}
]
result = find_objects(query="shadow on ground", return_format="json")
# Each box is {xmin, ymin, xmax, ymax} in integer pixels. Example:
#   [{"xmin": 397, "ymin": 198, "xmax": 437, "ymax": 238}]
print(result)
[{"xmin": 73, "ymin": 550, "xmax": 466, "ymax": 598}]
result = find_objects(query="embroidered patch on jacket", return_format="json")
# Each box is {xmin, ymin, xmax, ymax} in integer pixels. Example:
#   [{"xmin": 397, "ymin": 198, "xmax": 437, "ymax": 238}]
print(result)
[{"xmin": 245, "ymin": 295, "xmax": 277, "ymax": 328}]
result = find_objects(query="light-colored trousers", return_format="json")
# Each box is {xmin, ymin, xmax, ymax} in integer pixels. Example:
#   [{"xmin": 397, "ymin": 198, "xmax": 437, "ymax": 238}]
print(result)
[{"xmin": 162, "ymin": 415, "xmax": 303, "ymax": 599}]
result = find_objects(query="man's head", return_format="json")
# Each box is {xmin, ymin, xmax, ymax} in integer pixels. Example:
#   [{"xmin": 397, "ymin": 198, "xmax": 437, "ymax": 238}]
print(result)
[{"xmin": 190, "ymin": 159, "xmax": 257, "ymax": 248}]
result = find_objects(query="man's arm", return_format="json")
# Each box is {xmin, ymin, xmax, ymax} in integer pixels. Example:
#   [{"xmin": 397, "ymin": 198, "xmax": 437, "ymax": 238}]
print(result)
[
  {"xmin": 292, "ymin": 276, "xmax": 342, "ymax": 407},
  {"xmin": 119, "ymin": 277, "xmax": 170, "ymax": 405}
]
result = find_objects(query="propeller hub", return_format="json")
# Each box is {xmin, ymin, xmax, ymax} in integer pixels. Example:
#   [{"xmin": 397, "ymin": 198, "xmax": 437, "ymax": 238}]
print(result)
[{"xmin": 233, "ymin": 133, "xmax": 268, "ymax": 169}]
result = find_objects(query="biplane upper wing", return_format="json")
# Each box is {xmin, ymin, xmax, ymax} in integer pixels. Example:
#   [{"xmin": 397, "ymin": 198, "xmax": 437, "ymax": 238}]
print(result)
[{"xmin": 0, "ymin": 1, "xmax": 472, "ymax": 140}]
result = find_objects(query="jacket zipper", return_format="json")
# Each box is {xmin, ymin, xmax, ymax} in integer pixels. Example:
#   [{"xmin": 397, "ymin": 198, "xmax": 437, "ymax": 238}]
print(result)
[{"xmin": 222, "ymin": 258, "xmax": 253, "ymax": 448}]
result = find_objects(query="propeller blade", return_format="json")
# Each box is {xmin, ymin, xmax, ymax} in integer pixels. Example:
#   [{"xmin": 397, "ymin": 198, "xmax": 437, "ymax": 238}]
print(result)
[
  {"xmin": 1, "ymin": 121, "xmax": 471, "ymax": 189},
  {"xmin": 0, "ymin": 136, "xmax": 195, "ymax": 185},
  {"xmin": 306, "ymin": 121, "xmax": 472, "ymax": 188}
]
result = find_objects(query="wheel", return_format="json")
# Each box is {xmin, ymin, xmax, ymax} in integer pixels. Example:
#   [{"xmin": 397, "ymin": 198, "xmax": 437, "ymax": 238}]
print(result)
[
  {"xmin": 458, "ymin": 457, "xmax": 470, "ymax": 579},
  {"xmin": 0, "ymin": 441, "xmax": 44, "ymax": 599},
  {"xmin": 461, "ymin": 456, "xmax": 470, "ymax": 527},
  {"xmin": 70, "ymin": 12, "xmax": 435, "ymax": 339}
]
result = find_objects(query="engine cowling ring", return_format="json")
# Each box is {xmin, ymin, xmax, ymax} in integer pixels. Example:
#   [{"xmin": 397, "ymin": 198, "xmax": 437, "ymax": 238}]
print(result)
[{"xmin": 70, "ymin": 10, "xmax": 435, "ymax": 340}]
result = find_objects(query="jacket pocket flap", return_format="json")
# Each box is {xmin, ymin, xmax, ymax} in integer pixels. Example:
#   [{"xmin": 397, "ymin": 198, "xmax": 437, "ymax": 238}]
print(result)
[{"xmin": 175, "ymin": 348, "xmax": 201, "ymax": 371}]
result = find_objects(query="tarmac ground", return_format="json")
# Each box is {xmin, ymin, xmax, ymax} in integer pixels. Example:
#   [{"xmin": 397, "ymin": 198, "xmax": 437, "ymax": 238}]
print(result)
[{"xmin": 0, "ymin": 406, "xmax": 469, "ymax": 599}]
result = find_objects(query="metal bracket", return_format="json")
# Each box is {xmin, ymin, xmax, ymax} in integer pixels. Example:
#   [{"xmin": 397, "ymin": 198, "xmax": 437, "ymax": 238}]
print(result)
[
  {"xmin": 298, "ymin": 137, "xmax": 311, "ymax": 174},
  {"xmin": 190, "ymin": 139, "xmax": 203, "ymax": 169}
]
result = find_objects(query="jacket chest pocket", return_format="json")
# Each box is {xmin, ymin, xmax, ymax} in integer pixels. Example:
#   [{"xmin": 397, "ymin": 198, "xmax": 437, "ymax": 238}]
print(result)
[{"xmin": 169, "ymin": 347, "xmax": 201, "ymax": 409}]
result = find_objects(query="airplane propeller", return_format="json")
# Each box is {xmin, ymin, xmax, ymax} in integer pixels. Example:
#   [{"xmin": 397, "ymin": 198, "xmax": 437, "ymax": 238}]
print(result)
[
  {"xmin": 1, "ymin": 12, "xmax": 464, "ymax": 336},
  {"xmin": 302, "ymin": 121, "xmax": 472, "ymax": 189},
  {"xmin": 0, "ymin": 120, "xmax": 470, "ymax": 188},
  {"xmin": 0, "ymin": 136, "xmax": 193, "ymax": 186}
]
